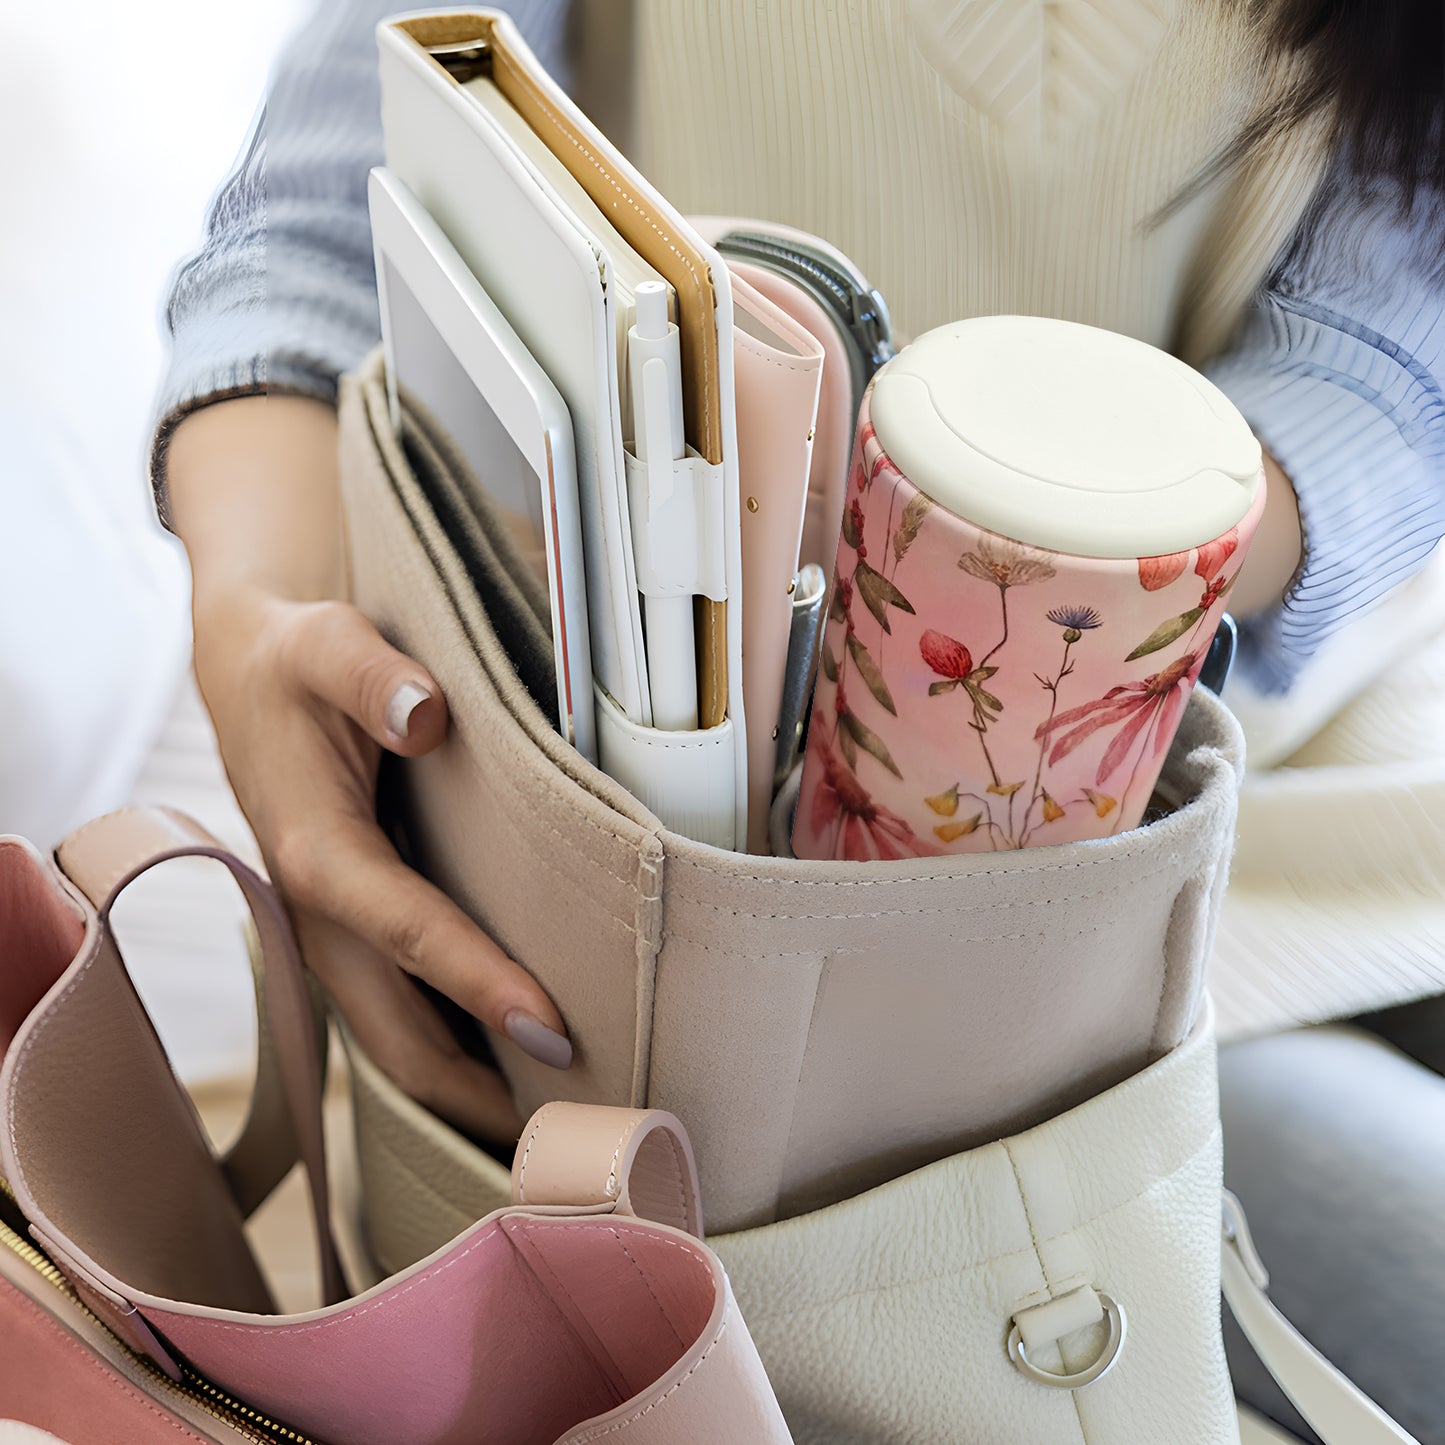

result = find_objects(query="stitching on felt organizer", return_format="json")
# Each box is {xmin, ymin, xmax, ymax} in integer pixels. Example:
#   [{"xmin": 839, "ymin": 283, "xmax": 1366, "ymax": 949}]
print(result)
[
  {"xmin": 655, "ymin": 938, "xmax": 869, "ymax": 961},
  {"xmin": 377, "ymin": 537, "xmax": 649, "ymax": 882},
  {"xmin": 665, "ymin": 914, "xmax": 1135, "ymax": 956},
  {"xmin": 458, "ymin": 747, "xmax": 644, "ymax": 910},
  {"xmin": 663, "ymin": 862, "xmax": 1179, "ymax": 926},
  {"xmin": 662, "ymin": 797, "xmax": 1222, "ymax": 889}
]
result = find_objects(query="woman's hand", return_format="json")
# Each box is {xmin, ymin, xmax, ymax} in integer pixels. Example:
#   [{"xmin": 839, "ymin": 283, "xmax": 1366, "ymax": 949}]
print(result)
[{"xmin": 166, "ymin": 394, "xmax": 570, "ymax": 1143}]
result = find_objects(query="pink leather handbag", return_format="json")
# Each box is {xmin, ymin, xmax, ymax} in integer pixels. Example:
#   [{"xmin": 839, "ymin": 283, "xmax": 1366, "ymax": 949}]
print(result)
[{"xmin": 0, "ymin": 809, "xmax": 790, "ymax": 1445}]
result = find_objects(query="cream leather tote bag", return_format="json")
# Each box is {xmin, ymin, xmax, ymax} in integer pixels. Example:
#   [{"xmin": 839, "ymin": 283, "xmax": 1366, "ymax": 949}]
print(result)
[{"xmin": 342, "ymin": 1010, "xmax": 1417, "ymax": 1445}]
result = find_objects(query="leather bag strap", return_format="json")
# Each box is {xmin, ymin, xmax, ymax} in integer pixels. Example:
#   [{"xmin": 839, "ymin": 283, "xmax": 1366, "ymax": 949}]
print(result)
[
  {"xmin": 55, "ymin": 806, "xmax": 346, "ymax": 1305},
  {"xmin": 218, "ymin": 925, "xmax": 329, "ymax": 1218},
  {"xmin": 511, "ymin": 1101, "xmax": 704, "ymax": 1237},
  {"xmin": 1223, "ymin": 1192, "xmax": 1421, "ymax": 1445}
]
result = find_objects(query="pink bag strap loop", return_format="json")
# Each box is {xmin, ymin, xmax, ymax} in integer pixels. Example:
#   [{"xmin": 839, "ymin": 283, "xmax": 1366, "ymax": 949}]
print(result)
[
  {"xmin": 512, "ymin": 1102, "xmax": 704, "ymax": 1238},
  {"xmin": 55, "ymin": 806, "xmax": 345, "ymax": 1306}
]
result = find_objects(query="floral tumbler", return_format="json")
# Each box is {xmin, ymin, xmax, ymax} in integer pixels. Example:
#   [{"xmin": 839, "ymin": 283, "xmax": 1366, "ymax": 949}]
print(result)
[{"xmin": 793, "ymin": 316, "xmax": 1264, "ymax": 860}]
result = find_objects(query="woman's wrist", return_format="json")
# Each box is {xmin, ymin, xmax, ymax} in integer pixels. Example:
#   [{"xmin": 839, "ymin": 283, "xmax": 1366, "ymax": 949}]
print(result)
[
  {"xmin": 166, "ymin": 392, "xmax": 347, "ymax": 613},
  {"xmin": 1230, "ymin": 448, "xmax": 1304, "ymax": 618}
]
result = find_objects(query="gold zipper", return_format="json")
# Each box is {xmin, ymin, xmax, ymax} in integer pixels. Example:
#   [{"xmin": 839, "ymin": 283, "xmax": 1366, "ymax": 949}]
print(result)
[{"xmin": 0, "ymin": 1214, "xmax": 318, "ymax": 1445}]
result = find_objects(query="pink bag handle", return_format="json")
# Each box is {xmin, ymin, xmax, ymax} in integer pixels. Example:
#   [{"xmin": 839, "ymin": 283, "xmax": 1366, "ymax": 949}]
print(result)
[
  {"xmin": 512, "ymin": 1101, "xmax": 704, "ymax": 1237},
  {"xmin": 53, "ymin": 806, "xmax": 345, "ymax": 1305}
]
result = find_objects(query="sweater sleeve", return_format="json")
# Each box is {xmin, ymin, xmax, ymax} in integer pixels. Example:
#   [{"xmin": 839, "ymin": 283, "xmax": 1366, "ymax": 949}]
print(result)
[
  {"xmin": 1206, "ymin": 167, "xmax": 1445, "ymax": 696},
  {"xmin": 150, "ymin": 0, "xmax": 574, "ymax": 520}
]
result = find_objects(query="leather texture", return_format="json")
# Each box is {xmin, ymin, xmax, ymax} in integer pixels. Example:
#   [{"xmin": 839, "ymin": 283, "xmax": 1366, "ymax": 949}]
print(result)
[
  {"xmin": 727, "ymin": 257, "xmax": 859, "ymax": 573},
  {"xmin": 3, "ymin": 809, "xmax": 341, "ymax": 1331},
  {"xmin": 341, "ymin": 348, "xmax": 1246, "ymax": 1232},
  {"xmin": 343, "ymin": 1002, "xmax": 1246, "ymax": 1444},
  {"xmin": 341, "ymin": 989, "xmax": 1417, "ymax": 1442},
  {"xmin": 0, "ymin": 813, "xmax": 791, "ymax": 1445},
  {"xmin": 0, "ymin": 1265, "xmax": 222, "ymax": 1444},
  {"xmin": 729, "ymin": 265, "xmax": 824, "ymax": 852},
  {"xmin": 0, "ymin": 1275, "xmax": 206, "ymax": 1444},
  {"xmin": 713, "ymin": 1012, "xmax": 1234, "ymax": 1443}
]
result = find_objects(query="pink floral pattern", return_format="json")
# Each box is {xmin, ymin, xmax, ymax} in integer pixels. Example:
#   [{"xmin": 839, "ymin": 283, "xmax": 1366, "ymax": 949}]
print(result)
[{"xmin": 793, "ymin": 381, "xmax": 1265, "ymax": 858}]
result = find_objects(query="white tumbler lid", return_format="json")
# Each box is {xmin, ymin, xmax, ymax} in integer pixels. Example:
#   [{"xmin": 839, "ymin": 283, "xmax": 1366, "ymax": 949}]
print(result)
[{"xmin": 869, "ymin": 316, "xmax": 1262, "ymax": 559}]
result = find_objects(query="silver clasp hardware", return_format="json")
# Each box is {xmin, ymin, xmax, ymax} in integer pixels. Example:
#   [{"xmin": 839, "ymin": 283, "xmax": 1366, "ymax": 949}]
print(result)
[{"xmin": 1007, "ymin": 1287, "xmax": 1127, "ymax": 1391}]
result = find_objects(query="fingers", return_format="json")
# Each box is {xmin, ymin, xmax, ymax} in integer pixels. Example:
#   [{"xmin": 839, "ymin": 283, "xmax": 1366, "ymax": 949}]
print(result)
[
  {"xmin": 277, "ymin": 810, "xmax": 572, "ymax": 1071},
  {"xmin": 299, "ymin": 917, "xmax": 525, "ymax": 1143},
  {"xmin": 281, "ymin": 600, "xmax": 448, "ymax": 757}
]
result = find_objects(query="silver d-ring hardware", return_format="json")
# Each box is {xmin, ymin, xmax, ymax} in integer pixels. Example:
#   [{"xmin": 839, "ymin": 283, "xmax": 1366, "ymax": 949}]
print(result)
[{"xmin": 1007, "ymin": 1292, "xmax": 1127, "ymax": 1390}]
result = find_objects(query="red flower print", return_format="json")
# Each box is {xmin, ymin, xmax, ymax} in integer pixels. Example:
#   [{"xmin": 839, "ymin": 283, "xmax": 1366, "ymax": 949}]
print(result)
[
  {"xmin": 1194, "ymin": 527, "xmax": 1239, "ymax": 582},
  {"xmin": 1199, "ymin": 572, "xmax": 1232, "ymax": 611},
  {"xmin": 1034, "ymin": 651, "xmax": 1202, "ymax": 785},
  {"xmin": 920, "ymin": 629, "xmax": 973, "ymax": 680},
  {"xmin": 1138, "ymin": 551, "xmax": 1189, "ymax": 591},
  {"xmin": 807, "ymin": 721, "xmax": 938, "ymax": 862},
  {"xmin": 1139, "ymin": 526, "xmax": 1240, "ymax": 592}
]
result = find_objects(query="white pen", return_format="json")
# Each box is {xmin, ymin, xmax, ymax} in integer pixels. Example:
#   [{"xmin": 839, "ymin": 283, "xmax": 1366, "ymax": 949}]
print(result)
[{"xmin": 628, "ymin": 281, "xmax": 698, "ymax": 731}]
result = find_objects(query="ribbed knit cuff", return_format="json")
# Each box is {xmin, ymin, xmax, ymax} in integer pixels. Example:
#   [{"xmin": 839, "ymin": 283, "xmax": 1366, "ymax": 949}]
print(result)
[
  {"xmin": 148, "ymin": 344, "xmax": 341, "ymax": 531},
  {"xmin": 1208, "ymin": 302, "xmax": 1445, "ymax": 696}
]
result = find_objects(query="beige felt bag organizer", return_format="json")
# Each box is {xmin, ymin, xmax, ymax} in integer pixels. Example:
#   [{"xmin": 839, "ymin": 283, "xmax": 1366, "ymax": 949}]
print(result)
[
  {"xmin": 340, "ymin": 348, "xmax": 1243, "ymax": 1237},
  {"xmin": 337, "ymin": 353, "xmax": 1426, "ymax": 1444}
]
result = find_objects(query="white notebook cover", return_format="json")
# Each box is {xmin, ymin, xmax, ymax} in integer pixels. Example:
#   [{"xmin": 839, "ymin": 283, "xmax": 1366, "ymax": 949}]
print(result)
[{"xmin": 377, "ymin": 15, "xmax": 748, "ymax": 849}]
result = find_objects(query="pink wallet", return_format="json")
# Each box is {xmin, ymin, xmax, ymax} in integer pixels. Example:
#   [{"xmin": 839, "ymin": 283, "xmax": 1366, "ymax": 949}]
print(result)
[
  {"xmin": 729, "ymin": 267, "xmax": 824, "ymax": 852},
  {"xmin": 732, "ymin": 262, "xmax": 859, "ymax": 572}
]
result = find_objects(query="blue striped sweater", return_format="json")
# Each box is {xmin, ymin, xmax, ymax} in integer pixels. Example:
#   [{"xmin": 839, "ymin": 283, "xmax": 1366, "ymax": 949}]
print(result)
[{"xmin": 154, "ymin": 0, "xmax": 1443, "ymax": 699}]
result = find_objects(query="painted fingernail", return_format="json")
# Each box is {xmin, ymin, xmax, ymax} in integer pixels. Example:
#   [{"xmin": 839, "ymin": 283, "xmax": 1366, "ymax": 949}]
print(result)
[
  {"xmin": 503, "ymin": 1009, "xmax": 573, "ymax": 1070},
  {"xmin": 385, "ymin": 681, "xmax": 432, "ymax": 740}
]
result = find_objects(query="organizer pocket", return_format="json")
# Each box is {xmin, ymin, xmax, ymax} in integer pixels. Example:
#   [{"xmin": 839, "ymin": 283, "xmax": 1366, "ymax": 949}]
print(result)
[{"xmin": 340, "ymin": 350, "xmax": 1246, "ymax": 1234}]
